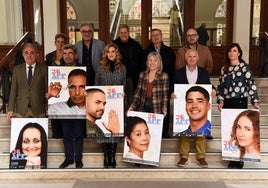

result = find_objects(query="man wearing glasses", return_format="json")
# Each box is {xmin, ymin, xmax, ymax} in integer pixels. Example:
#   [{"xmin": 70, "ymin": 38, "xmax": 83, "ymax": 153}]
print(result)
[
  {"xmin": 47, "ymin": 69, "xmax": 87, "ymax": 169},
  {"xmin": 175, "ymin": 28, "xmax": 213, "ymax": 74},
  {"xmin": 75, "ymin": 23, "xmax": 105, "ymax": 86}
]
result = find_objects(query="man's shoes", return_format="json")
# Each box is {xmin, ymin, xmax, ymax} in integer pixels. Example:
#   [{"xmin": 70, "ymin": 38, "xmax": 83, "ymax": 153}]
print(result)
[
  {"xmin": 197, "ymin": 158, "xmax": 208, "ymax": 168},
  {"xmin": 75, "ymin": 159, "xmax": 83, "ymax": 168},
  {"xmin": 177, "ymin": 158, "xmax": 188, "ymax": 167},
  {"xmin": 59, "ymin": 159, "xmax": 74, "ymax": 168}
]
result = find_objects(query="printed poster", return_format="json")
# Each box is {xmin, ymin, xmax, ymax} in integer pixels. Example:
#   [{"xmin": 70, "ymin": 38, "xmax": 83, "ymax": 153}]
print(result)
[
  {"xmin": 47, "ymin": 66, "xmax": 86, "ymax": 119},
  {"xmin": 9, "ymin": 118, "xmax": 48, "ymax": 169},
  {"xmin": 86, "ymin": 85, "xmax": 124, "ymax": 137},
  {"xmin": 123, "ymin": 111, "xmax": 163, "ymax": 166},
  {"xmin": 173, "ymin": 84, "xmax": 212, "ymax": 136},
  {"xmin": 221, "ymin": 109, "xmax": 261, "ymax": 162}
]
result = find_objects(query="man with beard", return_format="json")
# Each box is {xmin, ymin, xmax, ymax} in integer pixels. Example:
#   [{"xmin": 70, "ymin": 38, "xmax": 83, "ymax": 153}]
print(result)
[{"xmin": 86, "ymin": 88, "xmax": 120, "ymax": 168}]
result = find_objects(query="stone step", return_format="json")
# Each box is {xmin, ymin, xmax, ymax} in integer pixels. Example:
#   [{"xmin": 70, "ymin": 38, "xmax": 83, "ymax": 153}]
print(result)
[
  {"xmin": 1, "ymin": 138, "xmax": 268, "ymax": 154},
  {"xmin": 1, "ymin": 152, "xmax": 268, "ymax": 169}
]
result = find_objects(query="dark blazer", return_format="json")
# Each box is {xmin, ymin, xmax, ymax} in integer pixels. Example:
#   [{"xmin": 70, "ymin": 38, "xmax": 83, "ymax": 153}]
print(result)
[
  {"xmin": 8, "ymin": 63, "xmax": 48, "ymax": 115},
  {"xmin": 172, "ymin": 66, "xmax": 212, "ymax": 93},
  {"xmin": 173, "ymin": 66, "xmax": 211, "ymax": 84},
  {"xmin": 44, "ymin": 50, "xmax": 65, "ymax": 66}
]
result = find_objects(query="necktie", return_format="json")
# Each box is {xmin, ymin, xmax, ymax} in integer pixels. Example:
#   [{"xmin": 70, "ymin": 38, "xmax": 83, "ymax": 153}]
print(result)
[{"xmin": 28, "ymin": 66, "xmax": 33, "ymax": 84}]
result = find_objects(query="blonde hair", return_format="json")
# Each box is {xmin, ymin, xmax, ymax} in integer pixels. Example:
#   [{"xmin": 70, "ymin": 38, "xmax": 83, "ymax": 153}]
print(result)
[{"xmin": 146, "ymin": 52, "xmax": 163, "ymax": 73}]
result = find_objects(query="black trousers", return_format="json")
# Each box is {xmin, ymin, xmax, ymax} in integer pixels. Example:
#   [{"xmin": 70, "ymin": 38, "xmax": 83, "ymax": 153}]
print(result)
[
  {"xmin": 60, "ymin": 119, "xmax": 86, "ymax": 160},
  {"xmin": 223, "ymin": 98, "xmax": 248, "ymax": 109}
]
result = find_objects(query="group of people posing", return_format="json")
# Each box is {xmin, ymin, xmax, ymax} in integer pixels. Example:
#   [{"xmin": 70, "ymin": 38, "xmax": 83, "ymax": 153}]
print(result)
[{"xmin": 6, "ymin": 23, "xmax": 260, "ymax": 170}]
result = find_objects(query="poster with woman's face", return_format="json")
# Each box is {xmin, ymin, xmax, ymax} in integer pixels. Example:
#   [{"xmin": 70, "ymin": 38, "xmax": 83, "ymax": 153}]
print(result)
[
  {"xmin": 173, "ymin": 84, "xmax": 212, "ymax": 136},
  {"xmin": 221, "ymin": 109, "xmax": 261, "ymax": 162},
  {"xmin": 123, "ymin": 111, "xmax": 163, "ymax": 166},
  {"xmin": 9, "ymin": 118, "xmax": 48, "ymax": 169}
]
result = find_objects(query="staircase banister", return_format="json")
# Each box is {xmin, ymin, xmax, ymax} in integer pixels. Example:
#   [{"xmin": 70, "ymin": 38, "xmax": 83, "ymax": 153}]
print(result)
[{"xmin": 0, "ymin": 32, "xmax": 34, "ymax": 70}]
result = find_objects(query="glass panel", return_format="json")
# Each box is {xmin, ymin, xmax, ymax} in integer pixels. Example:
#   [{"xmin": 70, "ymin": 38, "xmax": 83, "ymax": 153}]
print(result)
[
  {"xmin": 33, "ymin": 0, "xmax": 42, "ymax": 45},
  {"xmin": 151, "ymin": 0, "xmax": 184, "ymax": 47},
  {"xmin": 66, "ymin": 0, "xmax": 99, "ymax": 44},
  {"xmin": 251, "ymin": 0, "xmax": 260, "ymax": 46},
  {"xmin": 109, "ymin": 0, "xmax": 142, "ymax": 43},
  {"xmin": 195, "ymin": 0, "xmax": 227, "ymax": 46}
]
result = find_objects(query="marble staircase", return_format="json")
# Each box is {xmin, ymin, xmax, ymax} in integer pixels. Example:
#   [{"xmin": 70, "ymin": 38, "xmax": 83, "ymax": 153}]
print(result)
[{"xmin": 0, "ymin": 78, "xmax": 268, "ymax": 187}]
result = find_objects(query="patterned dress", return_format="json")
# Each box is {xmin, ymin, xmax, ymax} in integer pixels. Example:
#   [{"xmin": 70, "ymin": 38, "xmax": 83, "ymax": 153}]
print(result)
[{"xmin": 217, "ymin": 61, "xmax": 259, "ymax": 105}]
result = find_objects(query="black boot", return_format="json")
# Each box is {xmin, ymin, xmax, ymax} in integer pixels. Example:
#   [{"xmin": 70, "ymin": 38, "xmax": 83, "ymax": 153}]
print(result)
[
  {"xmin": 109, "ymin": 143, "xmax": 117, "ymax": 168},
  {"xmin": 102, "ymin": 143, "xmax": 109, "ymax": 168}
]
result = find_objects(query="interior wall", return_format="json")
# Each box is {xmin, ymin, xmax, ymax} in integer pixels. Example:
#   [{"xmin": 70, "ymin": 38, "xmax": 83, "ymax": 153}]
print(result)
[
  {"xmin": 42, "ymin": 0, "xmax": 60, "ymax": 57},
  {"xmin": 233, "ymin": 0, "xmax": 251, "ymax": 63}
]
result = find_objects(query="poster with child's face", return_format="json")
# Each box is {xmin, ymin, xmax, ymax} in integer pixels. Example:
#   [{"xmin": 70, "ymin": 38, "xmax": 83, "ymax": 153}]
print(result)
[
  {"xmin": 221, "ymin": 109, "xmax": 261, "ymax": 162},
  {"xmin": 123, "ymin": 111, "xmax": 163, "ymax": 166},
  {"xmin": 173, "ymin": 84, "xmax": 212, "ymax": 137},
  {"xmin": 9, "ymin": 118, "xmax": 48, "ymax": 169}
]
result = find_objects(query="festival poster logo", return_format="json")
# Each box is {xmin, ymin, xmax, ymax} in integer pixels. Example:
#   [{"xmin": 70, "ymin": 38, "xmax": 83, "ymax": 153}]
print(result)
[
  {"xmin": 9, "ymin": 118, "xmax": 48, "ymax": 169},
  {"xmin": 47, "ymin": 66, "xmax": 86, "ymax": 119},
  {"xmin": 123, "ymin": 111, "xmax": 163, "ymax": 166},
  {"xmin": 86, "ymin": 85, "xmax": 124, "ymax": 137},
  {"xmin": 221, "ymin": 109, "xmax": 261, "ymax": 162},
  {"xmin": 173, "ymin": 84, "xmax": 212, "ymax": 136}
]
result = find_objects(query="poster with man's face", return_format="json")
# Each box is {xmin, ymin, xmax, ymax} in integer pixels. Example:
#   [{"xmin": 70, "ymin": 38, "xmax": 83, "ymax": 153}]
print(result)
[
  {"xmin": 221, "ymin": 109, "xmax": 261, "ymax": 162},
  {"xmin": 123, "ymin": 111, "xmax": 163, "ymax": 166},
  {"xmin": 48, "ymin": 66, "xmax": 86, "ymax": 119},
  {"xmin": 9, "ymin": 118, "xmax": 48, "ymax": 169},
  {"xmin": 86, "ymin": 85, "xmax": 124, "ymax": 137},
  {"xmin": 173, "ymin": 84, "xmax": 212, "ymax": 137}
]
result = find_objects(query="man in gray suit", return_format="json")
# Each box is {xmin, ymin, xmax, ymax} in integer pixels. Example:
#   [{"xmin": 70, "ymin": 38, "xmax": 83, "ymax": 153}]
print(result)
[
  {"xmin": 7, "ymin": 43, "xmax": 48, "ymax": 120},
  {"xmin": 75, "ymin": 23, "xmax": 105, "ymax": 86}
]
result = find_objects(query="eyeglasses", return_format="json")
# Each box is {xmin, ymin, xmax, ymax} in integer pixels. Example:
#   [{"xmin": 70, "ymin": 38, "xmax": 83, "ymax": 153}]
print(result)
[
  {"xmin": 81, "ymin": 30, "xmax": 93, "ymax": 34},
  {"xmin": 186, "ymin": 34, "xmax": 198, "ymax": 38}
]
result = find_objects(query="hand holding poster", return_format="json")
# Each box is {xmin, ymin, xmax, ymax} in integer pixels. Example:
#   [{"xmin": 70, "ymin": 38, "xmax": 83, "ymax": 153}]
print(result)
[
  {"xmin": 9, "ymin": 118, "xmax": 48, "ymax": 169},
  {"xmin": 221, "ymin": 109, "xmax": 261, "ymax": 162},
  {"xmin": 123, "ymin": 111, "xmax": 163, "ymax": 166},
  {"xmin": 173, "ymin": 84, "xmax": 212, "ymax": 137}
]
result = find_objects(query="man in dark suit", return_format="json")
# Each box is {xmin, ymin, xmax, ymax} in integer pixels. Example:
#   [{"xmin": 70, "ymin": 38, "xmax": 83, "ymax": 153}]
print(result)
[
  {"xmin": 173, "ymin": 49, "xmax": 211, "ymax": 85},
  {"xmin": 7, "ymin": 43, "xmax": 48, "ymax": 120}
]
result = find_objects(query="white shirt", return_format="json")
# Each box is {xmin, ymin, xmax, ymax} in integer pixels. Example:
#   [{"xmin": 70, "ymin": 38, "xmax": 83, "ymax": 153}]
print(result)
[
  {"xmin": 25, "ymin": 63, "xmax": 36, "ymax": 78},
  {"xmin": 186, "ymin": 65, "xmax": 198, "ymax": 84},
  {"xmin": 48, "ymin": 101, "xmax": 86, "ymax": 119}
]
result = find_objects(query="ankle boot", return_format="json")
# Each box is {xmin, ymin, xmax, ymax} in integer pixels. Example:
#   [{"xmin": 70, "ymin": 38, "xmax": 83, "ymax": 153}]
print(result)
[
  {"xmin": 110, "ymin": 143, "xmax": 117, "ymax": 168},
  {"xmin": 102, "ymin": 143, "xmax": 109, "ymax": 168}
]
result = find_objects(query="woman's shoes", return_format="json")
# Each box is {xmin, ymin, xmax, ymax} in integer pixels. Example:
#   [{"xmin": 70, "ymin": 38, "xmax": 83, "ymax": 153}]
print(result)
[{"xmin": 228, "ymin": 161, "xmax": 244, "ymax": 169}]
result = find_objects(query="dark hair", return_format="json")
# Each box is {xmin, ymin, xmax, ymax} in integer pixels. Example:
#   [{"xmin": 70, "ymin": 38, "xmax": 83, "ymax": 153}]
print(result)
[
  {"xmin": 223, "ymin": 43, "xmax": 245, "ymax": 73},
  {"xmin": 62, "ymin": 44, "xmax": 76, "ymax": 54},
  {"xmin": 86, "ymin": 88, "xmax": 105, "ymax": 95},
  {"xmin": 185, "ymin": 86, "xmax": 210, "ymax": 101},
  {"xmin": 125, "ymin": 116, "xmax": 148, "ymax": 146},
  {"xmin": 68, "ymin": 69, "xmax": 87, "ymax": 80},
  {"xmin": 54, "ymin": 33, "xmax": 68, "ymax": 42},
  {"xmin": 15, "ymin": 122, "xmax": 48, "ymax": 168},
  {"xmin": 118, "ymin": 24, "xmax": 129, "ymax": 32},
  {"xmin": 151, "ymin": 28, "xmax": 162, "ymax": 35},
  {"xmin": 231, "ymin": 110, "xmax": 260, "ymax": 158}
]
